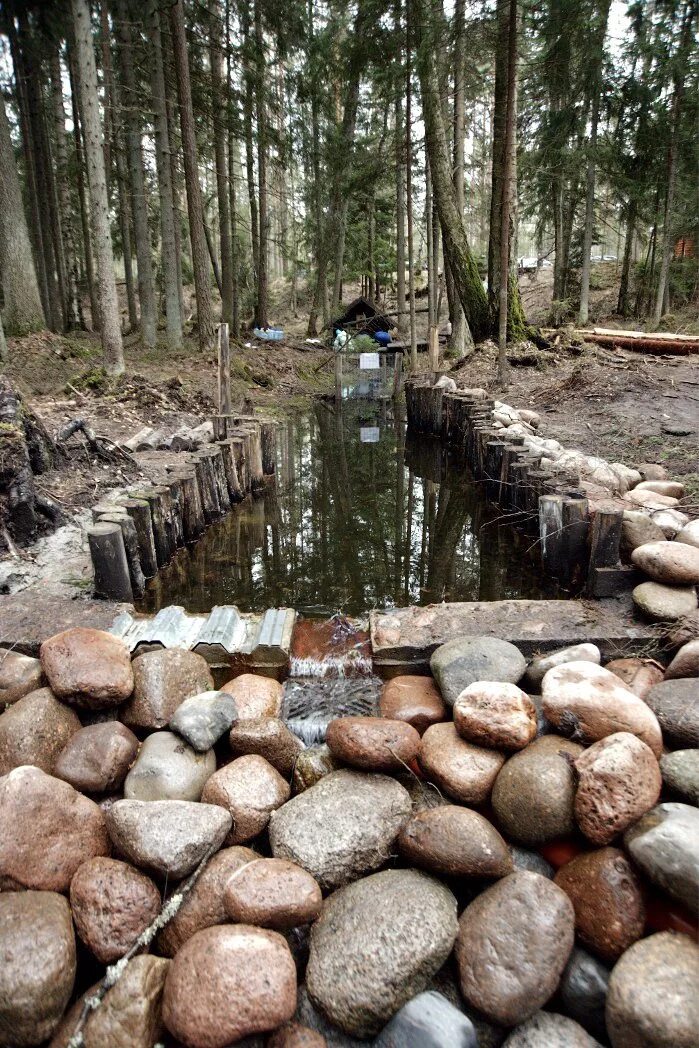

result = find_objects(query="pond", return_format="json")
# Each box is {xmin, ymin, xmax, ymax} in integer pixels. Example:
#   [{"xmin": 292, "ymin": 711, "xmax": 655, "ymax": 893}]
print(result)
[{"xmin": 137, "ymin": 399, "xmax": 566, "ymax": 617}]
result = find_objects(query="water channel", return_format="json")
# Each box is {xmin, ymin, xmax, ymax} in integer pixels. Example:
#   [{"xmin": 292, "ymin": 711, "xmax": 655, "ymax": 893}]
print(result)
[{"xmin": 137, "ymin": 397, "xmax": 566, "ymax": 617}]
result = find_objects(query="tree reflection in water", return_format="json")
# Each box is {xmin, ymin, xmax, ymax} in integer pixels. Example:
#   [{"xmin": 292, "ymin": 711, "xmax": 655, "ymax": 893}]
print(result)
[{"xmin": 138, "ymin": 400, "xmax": 564, "ymax": 616}]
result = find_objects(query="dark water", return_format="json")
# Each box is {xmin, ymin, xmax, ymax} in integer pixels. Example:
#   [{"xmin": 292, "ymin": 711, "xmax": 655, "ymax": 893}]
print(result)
[{"xmin": 138, "ymin": 399, "xmax": 564, "ymax": 616}]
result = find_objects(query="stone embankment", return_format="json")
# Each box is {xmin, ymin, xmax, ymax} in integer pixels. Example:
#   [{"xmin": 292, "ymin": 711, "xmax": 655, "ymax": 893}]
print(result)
[{"xmin": 0, "ymin": 627, "xmax": 697, "ymax": 1047}]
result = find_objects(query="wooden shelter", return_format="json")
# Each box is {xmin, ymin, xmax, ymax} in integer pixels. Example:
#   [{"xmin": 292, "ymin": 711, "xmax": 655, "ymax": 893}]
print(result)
[{"xmin": 332, "ymin": 296, "xmax": 392, "ymax": 336}]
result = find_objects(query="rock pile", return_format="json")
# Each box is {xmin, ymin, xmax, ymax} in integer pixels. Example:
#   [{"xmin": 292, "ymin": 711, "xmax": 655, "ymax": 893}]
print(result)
[{"xmin": 0, "ymin": 626, "xmax": 697, "ymax": 1047}]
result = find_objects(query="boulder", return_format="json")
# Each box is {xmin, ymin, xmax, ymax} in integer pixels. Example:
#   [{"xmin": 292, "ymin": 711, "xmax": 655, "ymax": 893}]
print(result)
[
  {"xmin": 306, "ymin": 869, "xmax": 458, "ymax": 1037},
  {"xmin": 660, "ymin": 749, "xmax": 699, "ymax": 804},
  {"xmin": 40, "ymin": 628, "xmax": 133, "ymax": 709},
  {"xmin": 418, "ymin": 722, "xmax": 505, "ymax": 803},
  {"xmin": 605, "ymin": 932, "xmax": 699, "ymax": 1048},
  {"xmin": 524, "ymin": 644, "xmax": 601, "ymax": 690},
  {"xmin": 650, "ymin": 508, "xmax": 690, "ymax": 537},
  {"xmin": 636, "ymin": 463, "xmax": 668, "ymax": 481},
  {"xmin": 374, "ymin": 991, "xmax": 477, "ymax": 1048},
  {"xmin": 221, "ymin": 672, "xmax": 284, "ymax": 719},
  {"xmin": 625, "ymin": 489, "xmax": 679, "ymax": 510},
  {"xmin": 491, "ymin": 735, "xmax": 583, "ymax": 846},
  {"xmin": 0, "ymin": 687, "xmax": 81, "ymax": 776},
  {"xmin": 223, "ymin": 857, "xmax": 322, "ymax": 929},
  {"xmin": 676, "ymin": 519, "xmax": 699, "ymax": 550},
  {"xmin": 54, "ymin": 722, "xmax": 139, "ymax": 793},
  {"xmin": 379, "ymin": 676, "xmax": 447, "ymax": 734},
  {"xmin": 162, "ymin": 925, "xmax": 297, "ymax": 1047},
  {"xmin": 554, "ymin": 848, "xmax": 645, "ymax": 962},
  {"xmin": 0, "ymin": 765, "xmax": 109, "ymax": 891},
  {"xmin": 502, "ymin": 1012, "xmax": 600, "ymax": 1047},
  {"xmin": 574, "ymin": 732, "xmax": 661, "ymax": 844},
  {"xmin": 624, "ymin": 802, "xmax": 699, "ymax": 916},
  {"xmin": 269, "ymin": 769, "xmax": 411, "ymax": 891},
  {"xmin": 631, "ymin": 540, "xmax": 699, "ymax": 585},
  {"xmin": 645, "ymin": 678, "xmax": 699, "ymax": 747},
  {"xmin": 70, "ymin": 856, "xmax": 160, "ymax": 963},
  {"xmin": 201, "ymin": 754, "xmax": 290, "ymax": 844},
  {"xmin": 455, "ymin": 871, "xmax": 574, "ymax": 1027},
  {"xmin": 0, "ymin": 891, "xmax": 76, "ymax": 1047},
  {"xmin": 603, "ymin": 657, "xmax": 663, "ymax": 700},
  {"xmin": 50, "ymin": 955, "xmax": 169, "ymax": 1048},
  {"xmin": 292, "ymin": 745, "xmax": 340, "ymax": 793},
  {"xmin": 665, "ymin": 638, "xmax": 699, "ymax": 678},
  {"xmin": 511, "ymin": 846, "xmax": 554, "ymax": 878},
  {"xmin": 325, "ymin": 715, "xmax": 420, "ymax": 772},
  {"xmin": 453, "ymin": 682, "xmax": 537, "ymax": 750},
  {"xmin": 124, "ymin": 731, "xmax": 215, "ymax": 802},
  {"xmin": 632, "ymin": 579, "xmax": 698, "ymax": 621},
  {"xmin": 541, "ymin": 661, "xmax": 663, "ymax": 756},
  {"xmin": 635, "ymin": 479, "xmax": 685, "ymax": 499},
  {"xmin": 398, "ymin": 805, "xmax": 513, "ymax": 879},
  {"xmin": 430, "ymin": 637, "xmax": 526, "ymax": 706},
  {"xmin": 558, "ymin": 947, "xmax": 610, "ymax": 1043},
  {"xmin": 169, "ymin": 690, "xmax": 239, "ymax": 751},
  {"xmin": 620, "ymin": 511, "xmax": 666, "ymax": 554},
  {"xmin": 157, "ymin": 845, "xmax": 258, "ymax": 956},
  {"xmin": 0, "ymin": 648, "xmax": 42, "ymax": 704},
  {"xmin": 122, "ymin": 648, "xmax": 214, "ymax": 729},
  {"xmin": 228, "ymin": 717, "xmax": 305, "ymax": 776},
  {"xmin": 105, "ymin": 799, "xmax": 232, "ymax": 878},
  {"xmin": 268, "ymin": 1024, "xmax": 327, "ymax": 1048}
]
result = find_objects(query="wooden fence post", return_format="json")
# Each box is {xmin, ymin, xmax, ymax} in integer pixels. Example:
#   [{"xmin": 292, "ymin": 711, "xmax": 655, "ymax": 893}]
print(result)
[{"xmin": 218, "ymin": 322, "xmax": 232, "ymax": 422}]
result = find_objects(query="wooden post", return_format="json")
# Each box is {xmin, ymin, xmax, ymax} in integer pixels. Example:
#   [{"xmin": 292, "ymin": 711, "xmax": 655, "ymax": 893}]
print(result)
[
  {"xmin": 190, "ymin": 451, "xmax": 221, "ymax": 522},
  {"xmin": 539, "ymin": 494, "xmax": 566, "ymax": 577},
  {"xmin": 392, "ymin": 351, "xmax": 403, "ymax": 398},
  {"xmin": 88, "ymin": 522, "xmax": 134, "ymax": 602},
  {"xmin": 118, "ymin": 497, "xmax": 158, "ymax": 577},
  {"xmin": 167, "ymin": 469, "xmax": 205, "ymax": 541},
  {"xmin": 202, "ymin": 445, "xmax": 231, "ymax": 512},
  {"xmin": 334, "ymin": 351, "xmax": 343, "ymax": 402},
  {"xmin": 217, "ymin": 440, "xmax": 244, "ymax": 501},
  {"xmin": 589, "ymin": 508, "xmax": 623, "ymax": 568},
  {"xmin": 562, "ymin": 495, "xmax": 590, "ymax": 582},
  {"xmin": 131, "ymin": 488, "xmax": 170, "ymax": 567},
  {"xmin": 96, "ymin": 511, "xmax": 146, "ymax": 597},
  {"xmin": 218, "ymin": 322, "xmax": 232, "ymax": 417}
]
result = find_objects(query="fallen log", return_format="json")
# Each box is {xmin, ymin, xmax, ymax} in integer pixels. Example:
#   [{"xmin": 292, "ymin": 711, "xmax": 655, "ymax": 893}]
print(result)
[{"xmin": 560, "ymin": 327, "xmax": 699, "ymax": 356}]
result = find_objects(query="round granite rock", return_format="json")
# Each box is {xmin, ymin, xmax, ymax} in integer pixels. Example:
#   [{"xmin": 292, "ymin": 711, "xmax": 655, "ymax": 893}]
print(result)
[
  {"xmin": 325, "ymin": 716, "xmax": 420, "ymax": 772},
  {"xmin": 398, "ymin": 805, "xmax": 513, "ymax": 879},
  {"xmin": 0, "ymin": 891, "xmax": 76, "ymax": 1048},
  {"xmin": 40, "ymin": 628, "xmax": 134, "ymax": 710},
  {"xmin": 379, "ymin": 675, "xmax": 447, "ymax": 734},
  {"xmin": 574, "ymin": 732, "xmax": 661, "ymax": 845},
  {"xmin": 306, "ymin": 869, "xmax": 458, "ymax": 1038},
  {"xmin": 70, "ymin": 856, "xmax": 161, "ymax": 963},
  {"xmin": 220, "ymin": 672, "xmax": 284, "ymax": 719},
  {"xmin": 455, "ymin": 871, "xmax": 575, "ymax": 1027},
  {"xmin": 606, "ymin": 932, "xmax": 699, "ymax": 1048},
  {"xmin": 122, "ymin": 649, "xmax": 214, "ymax": 729},
  {"xmin": 169, "ymin": 690, "xmax": 239, "ymax": 752},
  {"xmin": 664, "ymin": 638, "xmax": 699, "ymax": 679},
  {"xmin": 419, "ymin": 722, "xmax": 506, "ymax": 804},
  {"xmin": 502, "ymin": 1012, "xmax": 600, "ymax": 1047},
  {"xmin": 200, "ymin": 754, "xmax": 290, "ymax": 844},
  {"xmin": 430, "ymin": 637, "xmax": 526, "ymax": 706},
  {"xmin": 292, "ymin": 745, "xmax": 340, "ymax": 793},
  {"xmin": 0, "ymin": 649, "xmax": 43, "ymax": 705},
  {"xmin": 604, "ymin": 657, "xmax": 664, "ymax": 700},
  {"xmin": 269, "ymin": 769, "xmax": 411, "ymax": 891},
  {"xmin": 0, "ymin": 687, "xmax": 81, "ymax": 776},
  {"xmin": 524, "ymin": 644, "xmax": 601, "ymax": 691},
  {"xmin": 268, "ymin": 1024, "xmax": 328, "ymax": 1048},
  {"xmin": 491, "ymin": 735, "xmax": 583, "ymax": 846},
  {"xmin": 453, "ymin": 682, "xmax": 537, "ymax": 750},
  {"xmin": 558, "ymin": 947, "xmax": 610, "ymax": 1043},
  {"xmin": 660, "ymin": 749, "xmax": 699, "ymax": 804},
  {"xmin": 228, "ymin": 718, "xmax": 305, "ymax": 776},
  {"xmin": 644, "ymin": 678, "xmax": 699, "ymax": 748},
  {"xmin": 223, "ymin": 857, "xmax": 322, "ymax": 929},
  {"xmin": 373, "ymin": 991, "xmax": 477, "ymax": 1048},
  {"xmin": 162, "ymin": 924, "xmax": 297, "ymax": 1048},
  {"xmin": 54, "ymin": 721, "xmax": 139, "ymax": 793},
  {"xmin": 123, "ymin": 731, "xmax": 216, "ymax": 802},
  {"xmin": 623, "ymin": 802, "xmax": 699, "ymax": 916},
  {"xmin": 632, "ymin": 580, "xmax": 698, "ymax": 621},
  {"xmin": 554, "ymin": 848, "xmax": 645, "ymax": 962},
  {"xmin": 631, "ymin": 540, "xmax": 699, "ymax": 585}
]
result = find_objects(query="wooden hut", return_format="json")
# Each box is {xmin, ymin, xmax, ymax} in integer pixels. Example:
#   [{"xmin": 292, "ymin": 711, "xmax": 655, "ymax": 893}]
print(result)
[{"xmin": 332, "ymin": 296, "xmax": 392, "ymax": 336}]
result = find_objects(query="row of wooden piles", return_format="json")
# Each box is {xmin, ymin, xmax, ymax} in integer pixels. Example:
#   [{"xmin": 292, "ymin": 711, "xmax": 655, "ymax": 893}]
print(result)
[
  {"xmin": 405, "ymin": 377, "xmax": 628, "ymax": 595},
  {"xmin": 87, "ymin": 416, "xmax": 278, "ymax": 603}
]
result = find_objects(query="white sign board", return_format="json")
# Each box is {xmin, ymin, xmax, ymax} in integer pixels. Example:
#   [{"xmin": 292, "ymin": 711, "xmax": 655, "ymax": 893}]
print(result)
[
  {"xmin": 359, "ymin": 352, "xmax": 380, "ymax": 370},
  {"xmin": 360, "ymin": 427, "xmax": 380, "ymax": 443}
]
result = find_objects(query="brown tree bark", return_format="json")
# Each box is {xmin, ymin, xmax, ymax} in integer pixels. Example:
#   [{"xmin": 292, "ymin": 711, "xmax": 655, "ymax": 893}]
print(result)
[
  {"xmin": 254, "ymin": 0, "xmax": 269, "ymax": 327},
  {"xmin": 210, "ymin": 1, "xmax": 234, "ymax": 325},
  {"xmin": 497, "ymin": 0, "xmax": 518, "ymax": 384}
]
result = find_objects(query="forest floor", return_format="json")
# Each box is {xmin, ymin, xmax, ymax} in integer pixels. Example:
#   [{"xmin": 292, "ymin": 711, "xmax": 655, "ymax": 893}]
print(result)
[{"xmin": 3, "ymin": 266, "xmax": 698, "ymax": 519}]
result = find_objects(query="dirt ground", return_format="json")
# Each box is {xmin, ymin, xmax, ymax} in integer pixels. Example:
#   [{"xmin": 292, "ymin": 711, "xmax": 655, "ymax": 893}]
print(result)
[{"xmin": 3, "ymin": 267, "xmax": 698, "ymax": 520}]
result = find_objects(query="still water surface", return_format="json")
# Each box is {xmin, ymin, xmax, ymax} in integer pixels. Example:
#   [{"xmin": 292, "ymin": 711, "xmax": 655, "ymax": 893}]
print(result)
[{"xmin": 138, "ymin": 400, "xmax": 563, "ymax": 616}]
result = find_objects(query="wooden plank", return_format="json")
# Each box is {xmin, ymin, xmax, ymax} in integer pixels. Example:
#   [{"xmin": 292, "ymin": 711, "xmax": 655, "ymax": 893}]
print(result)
[{"xmin": 217, "ymin": 322, "xmax": 232, "ymax": 416}]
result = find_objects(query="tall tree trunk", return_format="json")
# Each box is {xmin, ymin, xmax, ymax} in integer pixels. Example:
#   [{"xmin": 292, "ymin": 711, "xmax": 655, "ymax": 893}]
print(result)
[
  {"xmin": 162, "ymin": 26, "xmax": 185, "ymax": 323},
  {"xmin": 448, "ymin": 0, "xmax": 469, "ymax": 356},
  {"xmin": 169, "ymin": 0, "xmax": 215, "ymax": 350},
  {"xmin": 115, "ymin": 0, "xmax": 157, "ymax": 347},
  {"xmin": 226, "ymin": 0, "xmax": 240, "ymax": 336},
  {"xmin": 241, "ymin": 1, "xmax": 260, "ymax": 288},
  {"xmin": 210, "ymin": 1, "xmax": 234, "ymax": 325},
  {"xmin": 71, "ymin": 0, "xmax": 124, "ymax": 374},
  {"xmin": 67, "ymin": 46, "xmax": 97, "ymax": 329},
  {"xmin": 406, "ymin": 0, "xmax": 418, "ymax": 368},
  {"xmin": 49, "ymin": 51, "xmax": 81, "ymax": 330},
  {"xmin": 617, "ymin": 200, "xmax": 636, "ymax": 316},
  {"xmin": 497, "ymin": 0, "xmax": 517, "ymax": 385},
  {"xmin": 394, "ymin": 0, "xmax": 406, "ymax": 334},
  {"xmin": 413, "ymin": 0, "xmax": 490, "ymax": 343},
  {"xmin": 254, "ymin": 0, "xmax": 269, "ymax": 327},
  {"xmin": 0, "ymin": 310, "xmax": 7, "ymax": 362},
  {"xmin": 0, "ymin": 91, "xmax": 45, "ymax": 335},
  {"xmin": 147, "ymin": 0, "xmax": 183, "ymax": 348}
]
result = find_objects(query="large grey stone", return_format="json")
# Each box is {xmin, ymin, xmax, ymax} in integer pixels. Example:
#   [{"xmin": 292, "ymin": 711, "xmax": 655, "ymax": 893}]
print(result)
[
  {"xmin": 632, "ymin": 581, "xmax": 698, "ymax": 621},
  {"xmin": 644, "ymin": 678, "xmax": 699, "ymax": 748},
  {"xmin": 123, "ymin": 731, "xmax": 215, "ymax": 802},
  {"xmin": 606, "ymin": 932, "xmax": 699, "ymax": 1048},
  {"xmin": 105, "ymin": 799, "xmax": 232, "ymax": 878},
  {"xmin": 558, "ymin": 947, "xmax": 610, "ymax": 1044},
  {"xmin": 430, "ymin": 637, "xmax": 526, "ymax": 706},
  {"xmin": 122, "ymin": 649, "xmax": 214, "ymax": 729},
  {"xmin": 0, "ymin": 891, "xmax": 76, "ymax": 1047},
  {"xmin": 374, "ymin": 991, "xmax": 477, "ymax": 1048},
  {"xmin": 169, "ymin": 690, "xmax": 238, "ymax": 752},
  {"xmin": 269, "ymin": 769, "xmax": 411, "ymax": 891},
  {"xmin": 524, "ymin": 644, "xmax": 600, "ymax": 690},
  {"xmin": 503, "ymin": 1012, "xmax": 600, "ymax": 1046},
  {"xmin": 624, "ymin": 802, "xmax": 699, "ymax": 916},
  {"xmin": 306, "ymin": 869, "xmax": 458, "ymax": 1038},
  {"xmin": 660, "ymin": 749, "xmax": 699, "ymax": 804}
]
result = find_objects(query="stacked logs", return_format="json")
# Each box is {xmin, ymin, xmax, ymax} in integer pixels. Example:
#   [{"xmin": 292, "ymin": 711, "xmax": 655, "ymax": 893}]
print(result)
[
  {"xmin": 87, "ymin": 418, "xmax": 277, "ymax": 603},
  {"xmin": 405, "ymin": 378, "xmax": 600, "ymax": 588}
]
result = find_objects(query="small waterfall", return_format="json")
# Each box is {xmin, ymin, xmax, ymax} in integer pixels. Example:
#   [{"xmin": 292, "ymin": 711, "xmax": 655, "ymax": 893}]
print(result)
[
  {"xmin": 289, "ymin": 615, "xmax": 372, "ymax": 679},
  {"xmin": 283, "ymin": 677, "xmax": 382, "ymax": 745}
]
